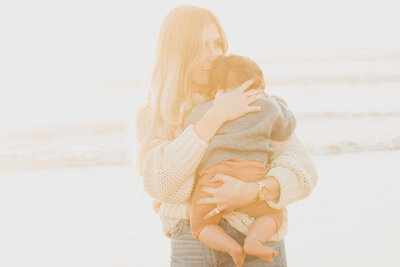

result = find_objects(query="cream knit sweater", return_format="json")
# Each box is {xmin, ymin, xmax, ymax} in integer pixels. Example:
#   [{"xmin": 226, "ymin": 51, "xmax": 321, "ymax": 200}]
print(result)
[{"xmin": 136, "ymin": 104, "xmax": 318, "ymax": 241}]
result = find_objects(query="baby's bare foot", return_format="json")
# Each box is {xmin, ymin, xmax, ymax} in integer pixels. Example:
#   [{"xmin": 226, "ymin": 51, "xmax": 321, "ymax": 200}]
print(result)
[
  {"xmin": 228, "ymin": 244, "xmax": 245, "ymax": 267},
  {"xmin": 244, "ymin": 238, "xmax": 276, "ymax": 263}
]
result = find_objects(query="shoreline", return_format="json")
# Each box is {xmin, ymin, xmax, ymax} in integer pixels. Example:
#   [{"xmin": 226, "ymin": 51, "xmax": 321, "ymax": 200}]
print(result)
[{"xmin": 1, "ymin": 114, "xmax": 399, "ymax": 173}]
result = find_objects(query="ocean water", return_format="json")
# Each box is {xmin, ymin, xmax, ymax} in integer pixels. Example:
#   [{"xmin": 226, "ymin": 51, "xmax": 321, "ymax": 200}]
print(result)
[{"xmin": 1, "ymin": 48, "xmax": 399, "ymax": 171}]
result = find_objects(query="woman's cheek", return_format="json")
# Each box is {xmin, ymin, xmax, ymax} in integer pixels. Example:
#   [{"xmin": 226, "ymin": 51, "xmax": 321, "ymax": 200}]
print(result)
[
  {"xmin": 192, "ymin": 69, "xmax": 210, "ymax": 86},
  {"xmin": 201, "ymin": 71, "xmax": 210, "ymax": 84}
]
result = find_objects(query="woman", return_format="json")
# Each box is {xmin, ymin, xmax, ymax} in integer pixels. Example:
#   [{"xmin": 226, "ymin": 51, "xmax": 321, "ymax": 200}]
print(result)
[{"xmin": 136, "ymin": 5, "xmax": 318, "ymax": 267}]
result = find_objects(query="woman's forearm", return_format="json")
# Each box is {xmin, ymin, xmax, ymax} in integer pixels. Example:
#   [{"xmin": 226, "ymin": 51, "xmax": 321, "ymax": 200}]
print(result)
[
  {"xmin": 137, "ymin": 103, "xmax": 225, "ymax": 203},
  {"xmin": 137, "ymin": 105, "xmax": 209, "ymax": 203},
  {"xmin": 266, "ymin": 135, "xmax": 319, "ymax": 209},
  {"xmin": 240, "ymin": 135, "xmax": 318, "ymax": 209},
  {"xmin": 194, "ymin": 106, "xmax": 225, "ymax": 143},
  {"xmin": 139, "ymin": 139, "xmax": 203, "ymax": 203}
]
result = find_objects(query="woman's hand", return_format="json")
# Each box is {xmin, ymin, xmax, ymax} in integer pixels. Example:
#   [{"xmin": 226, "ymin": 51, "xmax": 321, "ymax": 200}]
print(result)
[
  {"xmin": 196, "ymin": 174, "xmax": 259, "ymax": 220},
  {"xmin": 211, "ymin": 79, "xmax": 265, "ymax": 123},
  {"xmin": 194, "ymin": 79, "xmax": 264, "ymax": 143}
]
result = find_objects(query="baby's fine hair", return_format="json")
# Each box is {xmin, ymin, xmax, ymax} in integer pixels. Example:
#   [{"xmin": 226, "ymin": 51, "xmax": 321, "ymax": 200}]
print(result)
[{"xmin": 208, "ymin": 54, "xmax": 265, "ymax": 96}]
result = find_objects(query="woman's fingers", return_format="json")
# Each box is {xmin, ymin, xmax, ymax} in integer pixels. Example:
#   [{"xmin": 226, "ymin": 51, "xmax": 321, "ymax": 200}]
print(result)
[
  {"xmin": 245, "ymin": 89, "xmax": 264, "ymax": 106},
  {"xmin": 236, "ymin": 78, "xmax": 256, "ymax": 92},
  {"xmin": 209, "ymin": 173, "xmax": 228, "ymax": 183},
  {"xmin": 247, "ymin": 106, "xmax": 262, "ymax": 113},
  {"xmin": 247, "ymin": 93, "xmax": 264, "ymax": 104},
  {"xmin": 196, "ymin": 197, "xmax": 216, "ymax": 205},
  {"xmin": 204, "ymin": 208, "xmax": 219, "ymax": 220},
  {"xmin": 201, "ymin": 186, "xmax": 218, "ymax": 196},
  {"xmin": 245, "ymin": 89, "xmax": 264, "ymax": 98},
  {"xmin": 211, "ymin": 81, "xmax": 264, "ymax": 123}
]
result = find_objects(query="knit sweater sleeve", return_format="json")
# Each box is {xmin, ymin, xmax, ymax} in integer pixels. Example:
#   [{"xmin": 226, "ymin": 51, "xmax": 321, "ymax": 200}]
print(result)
[
  {"xmin": 266, "ymin": 134, "xmax": 318, "ymax": 209},
  {"xmin": 136, "ymin": 105, "xmax": 209, "ymax": 203}
]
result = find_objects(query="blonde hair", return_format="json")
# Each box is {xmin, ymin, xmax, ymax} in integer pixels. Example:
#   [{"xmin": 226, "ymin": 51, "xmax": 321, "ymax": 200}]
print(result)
[{"xmin": 146, "ymin": 5, "xmax": 228, "ymax": 140}]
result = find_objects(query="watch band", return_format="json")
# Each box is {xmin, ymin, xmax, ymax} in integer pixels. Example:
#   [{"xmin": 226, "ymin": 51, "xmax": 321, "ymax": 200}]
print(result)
[{"xmin": 257, "ymin": 180, "xmax": 269, "ymax": 202}]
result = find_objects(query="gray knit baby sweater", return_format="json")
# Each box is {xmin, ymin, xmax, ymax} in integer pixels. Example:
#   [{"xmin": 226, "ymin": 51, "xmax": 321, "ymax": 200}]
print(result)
[{"xmin": 184, "ymin": 96, "xmax": 296, "ymax": 174}]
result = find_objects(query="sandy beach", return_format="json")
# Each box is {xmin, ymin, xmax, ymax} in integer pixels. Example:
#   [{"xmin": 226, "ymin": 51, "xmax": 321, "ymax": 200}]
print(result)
[{"xmin": 1, "ymin": 151, "xmax": 399, "ymax": 267}]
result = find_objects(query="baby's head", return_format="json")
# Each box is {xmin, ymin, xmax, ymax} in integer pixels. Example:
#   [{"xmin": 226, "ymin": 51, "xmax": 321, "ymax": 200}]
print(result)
[{"xmin": 208, "ymin": 54, "xmax": 265, "ymax": 96}]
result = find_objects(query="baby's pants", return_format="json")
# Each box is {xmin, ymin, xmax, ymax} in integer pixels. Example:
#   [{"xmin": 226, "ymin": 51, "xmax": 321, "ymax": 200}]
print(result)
[{"xmin": 190, "ymin": 158, "xmax": 284, "ymax": 239}]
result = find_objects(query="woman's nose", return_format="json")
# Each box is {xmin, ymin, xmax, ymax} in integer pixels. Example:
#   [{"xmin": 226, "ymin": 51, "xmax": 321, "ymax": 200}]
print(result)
[{"xmin": 206, "ymin": 45, "xmax": 221, "ymax": 60}]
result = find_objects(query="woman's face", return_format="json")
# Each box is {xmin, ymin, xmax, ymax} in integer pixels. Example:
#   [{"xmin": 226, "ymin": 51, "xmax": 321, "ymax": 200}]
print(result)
[{"xmin": 190, "ymin": 23, "xmax": 224, "ymax": 88}]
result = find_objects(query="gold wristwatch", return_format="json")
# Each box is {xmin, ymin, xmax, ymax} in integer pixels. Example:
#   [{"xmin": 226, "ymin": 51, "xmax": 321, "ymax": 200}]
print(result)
[{"xmin": 256, "ymin": 180, "xmax": 269, "ymax": 202}]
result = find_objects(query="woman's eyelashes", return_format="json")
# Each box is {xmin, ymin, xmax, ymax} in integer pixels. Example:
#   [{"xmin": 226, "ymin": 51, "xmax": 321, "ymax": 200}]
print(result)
[{"xmin": 204, "ymin": 39, "xmax": 222, "ymax": 51}]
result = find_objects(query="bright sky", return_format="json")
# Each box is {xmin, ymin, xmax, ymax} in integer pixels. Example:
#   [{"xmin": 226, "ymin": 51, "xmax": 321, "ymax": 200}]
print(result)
[{"xmin": 1, "ymin": 0, "xmax": 399, "ymax": 81}]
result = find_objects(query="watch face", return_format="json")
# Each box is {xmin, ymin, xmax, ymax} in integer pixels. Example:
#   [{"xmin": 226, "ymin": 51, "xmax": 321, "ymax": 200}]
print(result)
[
  {"xmin": 257, "ymin": 181, "xmax": 269, "ymax": 201},
  {"xmin": 262, "ymin": 187, "xmax": 269, "ymax": 200}
]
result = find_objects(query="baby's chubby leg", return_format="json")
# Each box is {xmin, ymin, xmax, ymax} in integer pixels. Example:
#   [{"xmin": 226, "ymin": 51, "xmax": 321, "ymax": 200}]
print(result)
[
  {"xmin": 198, "ymin": 225, "xmax": 246, "ymax": 267},
  {"xmin": 243, "ymin": 215, "xmax": 278, "ymax": 263}
]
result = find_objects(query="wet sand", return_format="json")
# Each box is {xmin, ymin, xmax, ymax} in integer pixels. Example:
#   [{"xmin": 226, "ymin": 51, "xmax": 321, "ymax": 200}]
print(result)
[{"xmin": 1, "ymin": 151, "xmax": 399, "ymax": 266}]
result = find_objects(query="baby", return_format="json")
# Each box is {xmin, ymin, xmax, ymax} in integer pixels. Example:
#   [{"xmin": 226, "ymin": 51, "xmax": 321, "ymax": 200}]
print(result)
[{"xmin": 185, "ymin": 54, "xmax": 296, "ymax": 264}]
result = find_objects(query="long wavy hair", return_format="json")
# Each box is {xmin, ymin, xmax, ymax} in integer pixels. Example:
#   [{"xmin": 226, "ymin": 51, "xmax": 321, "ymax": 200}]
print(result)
[{"xmin": 146, "ymin": 5, "xmax": 228, "ymax": 141}]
